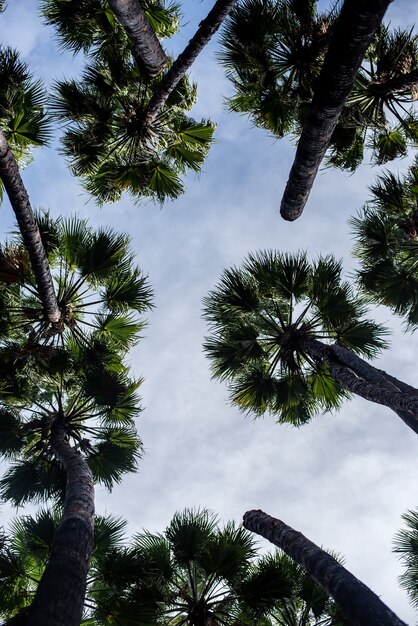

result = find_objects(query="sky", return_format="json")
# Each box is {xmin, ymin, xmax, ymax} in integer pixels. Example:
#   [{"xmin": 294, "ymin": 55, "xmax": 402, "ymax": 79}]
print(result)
[{"xmin": 1, "ymin": 0, "xmax": 418, "ymax": 622}]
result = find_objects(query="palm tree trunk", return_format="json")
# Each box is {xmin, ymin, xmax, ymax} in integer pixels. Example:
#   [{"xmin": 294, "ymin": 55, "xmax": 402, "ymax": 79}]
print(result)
[
  {"xmin": 107, "ymin": 0, "xmax": 168, "ymax": 78},
  {"xmin": 243, "ymin": 510, "xmax": 406, "ymax": 626},
  {"xmin": 302, "ymin": 337, "xmax": 418, "ymax": 434},
  {"xmin": 27, "ymin": 424, "xmax": 94, "ymax": 626},
  {"xmin": 141, "ymin": 0, "xmax": 236, "ymax": 129},
  {"xmin": 279, "ymin": 0, "xmax": 392, "ymax": 222},
  {"xmin": 0, "ymin": 130, "xmax": 61, "ymax": 322}
]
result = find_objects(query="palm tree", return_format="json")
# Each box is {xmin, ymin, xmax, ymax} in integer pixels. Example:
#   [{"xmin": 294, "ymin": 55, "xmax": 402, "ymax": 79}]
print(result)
[
  {"xmin": 44, "ymin": 0, "xmax": 238, "ymax": 203},
  {"xmin": 351, "ymin": 159, "xmax": 418, "ymax": 328},
  {"xmin": 203, "ymin": 250, "xmax": 418, "ymax": 435},
  {"xmin": 219, "ymin": 0, "xmax": 418, "ymax": 219},
  {"xmin": 52, "ymin": 46, "xmax": 215, "ymax": 204},
  {"xmin": 243, "ymin": 509, "xmax": 406, "ymax": 626},
  {"xmin": 0, "ymin": 333, "xmax": 142, "ymax": 625},
  {"xmin": 393, "ymin": 508, "xmax": 418, "ymax": 612},
  {"xmin": 0, "ymin": 211, "xmax": 152, "ymax": 350},
  {"xmin": 0, "ymin": 207, "xmax": 150, "ymax": 624},
  {"xmin": 279, "ymin": 0, "xmax": 391, "ymax": 221}
]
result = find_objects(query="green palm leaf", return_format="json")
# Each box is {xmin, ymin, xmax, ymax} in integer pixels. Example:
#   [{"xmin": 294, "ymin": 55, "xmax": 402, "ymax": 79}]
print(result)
[
  {"xmin": 87, "ymin": 427, "xmax": 142, "ymax": 489},
  {"xmin": 165, "ymin": 509, "xmax": 218, "ymax": 565},
  {"xmin": 204, "ymin": 251, "xmax": 387, "ymax": 424}
]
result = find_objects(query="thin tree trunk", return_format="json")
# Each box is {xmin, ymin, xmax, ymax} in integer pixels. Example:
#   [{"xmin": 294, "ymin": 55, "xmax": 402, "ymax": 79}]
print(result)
[
  {"xmin": 301, "ymin": 337, "xmax": 418, "ymax": 435},
  {"xmin": 280, "ymin": 0, "xmax": 392, "ymax": 221},
  {"xmin": 243, "ymin": 510, "xmax": 406, "ymax": 626},
  {"xmin": 107, "ymin": 0, "xmax": 168, "ymax": 78},
  {"xmin": 0, "ymin": 130, "xmax": 61, "ymax": 322},
  {"xmin": 27, "ymin": 424, "xmax": 94, "ymax": 626},
  {"xmin": 140, "ymin": 0, "xmax": 236, "ymax": 129}
]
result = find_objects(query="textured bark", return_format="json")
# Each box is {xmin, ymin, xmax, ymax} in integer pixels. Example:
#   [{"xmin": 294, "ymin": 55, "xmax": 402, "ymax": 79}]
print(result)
[
  {"xmin": 0, "ymin": 130, "xmax": 60, "ymax": 322},
  {"xmin": 107, "ymin": 0, "xmax": 168, "ymax": 78},
  {"xmin": 27, "ymin": 425, "xmax": 94, "ymax": 626},
  {"xmin": 301, "ymin": 337, "xmax": 418, "ymax": 435},
  {"xmin": 141, "ymin": 0, "xmax": 236, "ymax": 128},
  {"xmin": 280, "ymin": 0, "xmax": 392, "ymax": 221},
  {"xmin": 243, "ymin": 510, "xmax": 406, "ymax": 626}
]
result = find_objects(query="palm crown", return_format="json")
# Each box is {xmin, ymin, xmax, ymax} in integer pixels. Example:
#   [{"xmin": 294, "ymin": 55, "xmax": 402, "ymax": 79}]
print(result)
[
  {"xmin": 0, "ymin": 212, "xmax": 152, "ymax": 350},
  {"xmin": 219, "ymin": 0, "xmax": 418, "ymax": 171},
  {"xmin": 351, "ymin": 158, "xmax": 418, "ymax": 328},
  {"xmin": 44, "ymin": 0, "xmax": 215, "ymax": 204},
  {"xmin": 203, "ymin": 251, "xmax": 387, "ymax": 425},
  {"xmin": 0, "ymin": 338, "xmax": 143, "ymax": 506}
]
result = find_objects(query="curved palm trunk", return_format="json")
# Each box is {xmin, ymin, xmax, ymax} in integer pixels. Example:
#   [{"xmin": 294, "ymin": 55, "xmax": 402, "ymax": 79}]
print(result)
[
  {"xmin": 27, "ymin": 424, "xmax": 94, "ymax": 626},
  {"xmin": 141, "ymin": 0, "xmax": 236, "ymax": 129},
  {"xmin": 280, "ymin": 0, "xmax": 392, "ymax": 222},
  {"xmin": 302, "ymin": 337, "xmax": 418, "ymax": 434},
  {"xmin": 243, "ymin": 510, "xmax": 406, "ymax": 626},
  {"xmin": 0, "ymin": 130, "xmax": 61, "ymax": 322},
  {"xmin": 107, "ymin": 0, "xmax": 168, "ymax": 78}
]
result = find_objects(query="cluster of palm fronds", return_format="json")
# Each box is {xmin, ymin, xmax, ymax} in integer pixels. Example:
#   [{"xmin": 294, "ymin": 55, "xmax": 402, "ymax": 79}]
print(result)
[
  {"xmin": 220, "ymin": 0, "xmax": 418, "ymax": 171},
  {"xmin": 42, "ymin": 0, "xmax": 215, "ymax": 204}
]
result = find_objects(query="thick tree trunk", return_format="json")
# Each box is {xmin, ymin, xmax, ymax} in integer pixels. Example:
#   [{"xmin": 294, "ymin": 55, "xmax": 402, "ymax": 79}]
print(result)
[
  {"xmin": 243, "ymin": 510, "xmax": 406, "ymax": 626},
  {"xmin": 107, "ymin": 0, "xmax": 168, "ymax": 78},
  {"xmin": 141, "ymin": 0, "xmax": 236, "ymax": 129},
  {"xmin": 26, "ymin": 425, "xmax": 94, "ymax": 626},
  {"xmin": 279, "ymin": 0, "xmax": 392, "ymax": 221},
  {"xmin": 301, "ymin": 337, "xmax": 418, "ymax": 435},
  {"xmin": 0, "ymin": 130, "xmax": 61, "ymax": 322}
]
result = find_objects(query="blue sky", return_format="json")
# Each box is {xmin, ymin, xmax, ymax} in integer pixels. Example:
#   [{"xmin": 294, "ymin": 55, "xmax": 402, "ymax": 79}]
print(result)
[{"xmin": 1, "ymin": 0, "xmax": 418, "ymax": 621}]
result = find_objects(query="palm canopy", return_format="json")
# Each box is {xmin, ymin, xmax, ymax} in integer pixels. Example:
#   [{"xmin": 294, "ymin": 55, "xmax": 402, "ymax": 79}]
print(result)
[
  {"xmin": 0, "ymin": 211, "xmax": 152, "ymax": 351},
  {"xmin": 0, "ymin": 337, "xmax": 143, "ymax": 506},
  {"xmin": 219, "ymin": 0, "xmax": 335, "ymax": 137},
  {"xmin": 203, "ymin": 251, "xmax": 387, "ymax": 425},
  {"xmin": 351, "ymin": 158, "xmax": 418, "ymax": 328},
  {"xmin": 393, "ymin": 508, "xmax": 418, "ymax": 611},
  {"xmin": 219, "ymin": 0, "xmax": 418, "ymax": 171},
  {"xmin": 45, "ymin": 1, "xmax": 214, "ymax": 204},
  {"xmin": 0, "ymin": 46, "xmax": 50, "ymax": 199}
]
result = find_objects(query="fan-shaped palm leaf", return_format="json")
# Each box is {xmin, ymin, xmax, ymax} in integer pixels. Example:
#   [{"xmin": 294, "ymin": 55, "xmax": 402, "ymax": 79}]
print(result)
[{"xmin": 204, "ymin": 250, "xmax": 388, "ymax": 426}]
